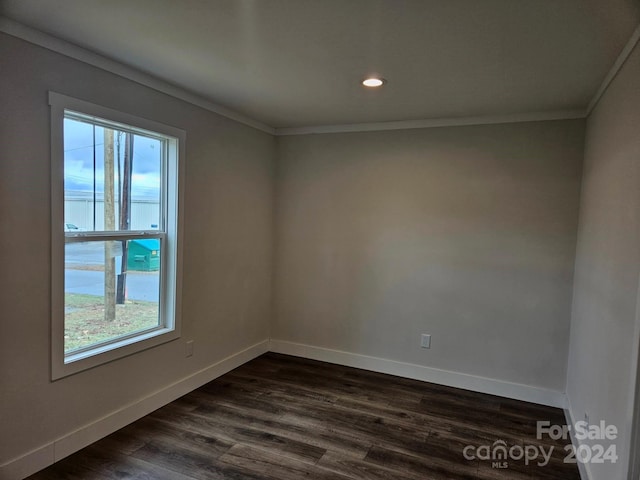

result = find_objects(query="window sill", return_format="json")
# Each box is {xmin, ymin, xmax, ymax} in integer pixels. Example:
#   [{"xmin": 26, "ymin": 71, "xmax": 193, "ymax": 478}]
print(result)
[{"xmin": 53, "ymin": 326, "xmax": 179, "ymax": 380}]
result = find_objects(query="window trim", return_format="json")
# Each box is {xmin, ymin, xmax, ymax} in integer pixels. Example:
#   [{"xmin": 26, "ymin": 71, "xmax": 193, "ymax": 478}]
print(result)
[{"xmin": 49, "ymin": 91, "xmax": 185, "ymax": 380}]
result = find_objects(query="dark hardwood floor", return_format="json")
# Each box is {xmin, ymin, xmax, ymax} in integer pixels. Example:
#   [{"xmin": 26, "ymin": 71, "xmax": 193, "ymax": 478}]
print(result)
[{"xmin": 28, "ymin": 353, "xmax": 579, "ymax": 479}]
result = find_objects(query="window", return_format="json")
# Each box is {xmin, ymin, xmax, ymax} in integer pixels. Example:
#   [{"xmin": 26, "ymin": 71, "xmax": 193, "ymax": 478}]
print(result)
[{"xmin": 50, "ymin": 92, "xmax": 184, "ymax": 379}]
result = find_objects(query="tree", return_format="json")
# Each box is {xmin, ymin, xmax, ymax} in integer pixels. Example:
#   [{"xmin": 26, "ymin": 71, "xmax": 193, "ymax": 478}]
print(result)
[{"xmin": 104, "ymin": 128, "xmax": 116, "ymax": 321}]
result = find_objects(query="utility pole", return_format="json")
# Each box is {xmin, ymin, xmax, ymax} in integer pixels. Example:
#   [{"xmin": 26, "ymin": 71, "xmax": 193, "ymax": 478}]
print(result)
[
  {"xmin": 104, "ymin": 129, "xmax": 116, "ymax": 321},
  {"xmin": 116, "ymin": 133, "xmax": 133, "ymax": 304}
]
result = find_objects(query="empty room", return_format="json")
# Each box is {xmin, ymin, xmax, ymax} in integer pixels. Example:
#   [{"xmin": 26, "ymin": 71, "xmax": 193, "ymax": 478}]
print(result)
[{"xmin": 1, "ymin": 1, "xmax": 640, "ymax": 479}]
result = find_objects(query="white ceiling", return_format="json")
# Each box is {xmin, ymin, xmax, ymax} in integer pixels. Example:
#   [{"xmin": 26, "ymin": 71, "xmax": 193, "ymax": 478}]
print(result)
[{"xmin": 2, "ymin": 0, "xmax": 639, "ymax": 129}]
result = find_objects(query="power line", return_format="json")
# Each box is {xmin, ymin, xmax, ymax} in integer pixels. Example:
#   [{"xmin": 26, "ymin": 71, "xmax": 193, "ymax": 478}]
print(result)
[{"xmin": 64, "ymin": 142, "xmax": 104, "ymax": 153}]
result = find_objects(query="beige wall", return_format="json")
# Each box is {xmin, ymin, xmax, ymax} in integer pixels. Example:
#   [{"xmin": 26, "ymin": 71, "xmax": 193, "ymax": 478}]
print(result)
[
  {"xmin": 0, "ymin": 33, "xmax": 274, "ymax": 465},
  {"xmin": 274, "ymin": 121, "xmax": 584, "ymax": 391},
  {"xmin": 566, "ymin": 41, "xmax": 640, "ymax": 480}
]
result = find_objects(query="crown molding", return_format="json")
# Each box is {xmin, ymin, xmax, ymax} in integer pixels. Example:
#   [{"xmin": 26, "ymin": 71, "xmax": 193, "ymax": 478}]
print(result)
[
  {"xmin": 587, "ymin": 22, "xmax": 640, "ymax": 116},
  {"xmin": 275, "ymin": 109, "xmax": 586, "ymax": 136},
  {"xmin": 0, "ymin": 16, "xmax": 276, "ymax": 135},
  {"xmin": 2, "ymin": 15, "xmax": 601, "ymax": 137}
]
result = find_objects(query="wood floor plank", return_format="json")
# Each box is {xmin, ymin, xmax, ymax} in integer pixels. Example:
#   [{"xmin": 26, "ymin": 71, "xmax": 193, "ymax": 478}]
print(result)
[
  {"xmin": 89, "ymin": 425, "xmax": 149, "ymax": 456},
  {"xmin": 129, "ymin": 436, "xmax": 255, "ymax": 480},
  {"xmin": 189, "ymin": 393, "xmax": 371, "ymax": 458},
  {"xmin": 365, "ymin": 444, "xmax": 479, "ymax": 480},
  {"xmin": 27, "ymin": 353, "xmax": 580, "ymax": 480},
  {"xmin": 317, "ymin": 450, "xmax": 422, "ymax": 480},
  {"xmin": 225, "ymin": 369, "xmax": 341, "ymax": 404},
  {"xmin": 414, "ymin": 397, "xmax": 546, "ymax": 438},
  {"xmin": 54, "ymin": 444, "xmax": 197, "ymax": 480},
  {"xmin": 258, "ymin": 390, "xmax": 431, "ymax": 456},
  {"xmin": 150, "ymin": 406, "xmax": 327, "ymax": 465},
  {"xmin": 218, "ymin": 444, "xmax": 352, "ymax": 480},
  {"xmin": 124, "ymin": 415, "xmax": 234, "ymax": 458},
  {"xmin": 26, "ymin": 457, "xmax": 112, "ymax": 480}
]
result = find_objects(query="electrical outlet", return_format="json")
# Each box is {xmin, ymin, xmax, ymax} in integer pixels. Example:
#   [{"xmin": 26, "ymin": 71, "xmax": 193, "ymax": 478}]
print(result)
[
  {"xmin": 186, "ymin": 340, "xmax": 194, "ymax": 358},
  {"xmin": 420, "ymin": 334, "xmax": 431, "ymax": 349}
]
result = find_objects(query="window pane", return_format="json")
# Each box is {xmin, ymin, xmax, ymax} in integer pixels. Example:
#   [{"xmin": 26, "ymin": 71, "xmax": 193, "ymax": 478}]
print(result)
[
  {"xmin": 63, "ymin": 117, "xmax": 162, "ymax": 232},
  {"xmin": 64, "ymin": 239, "xmax": 161, "ymax": 354}
]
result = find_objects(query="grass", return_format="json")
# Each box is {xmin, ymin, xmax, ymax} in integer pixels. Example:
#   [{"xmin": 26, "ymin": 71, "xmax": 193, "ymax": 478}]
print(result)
[{"xmin": 64, "ymin": 293, "xmax": 159, "ymax": 353}]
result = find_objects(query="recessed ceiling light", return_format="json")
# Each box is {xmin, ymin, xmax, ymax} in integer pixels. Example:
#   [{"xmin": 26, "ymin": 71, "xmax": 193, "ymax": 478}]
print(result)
[{"xmin": 362, "ymin": 77, "xmax": 385, "ymax": 88}]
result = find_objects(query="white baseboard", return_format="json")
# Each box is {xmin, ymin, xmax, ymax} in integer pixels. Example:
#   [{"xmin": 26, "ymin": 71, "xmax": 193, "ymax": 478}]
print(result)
[
  {"xmin": 2, "ymin": 338, "xmax": 569, "ymax": 479},
  {"xmin": 0, "ymin": 339, "xmax": 269, "ymax": 480},
  {"xmin": 269, "ymin": 339, "xmax": 567, "ymax": 408},
  {"xmin": 564, "ymin": 401, "xmax": 592, "ymax": 480}
]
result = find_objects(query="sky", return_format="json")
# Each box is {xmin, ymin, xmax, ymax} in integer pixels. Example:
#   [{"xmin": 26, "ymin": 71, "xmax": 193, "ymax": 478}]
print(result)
[{"xmin": 64, "ymin": 117, "xmax": 162, "ymax": 201}]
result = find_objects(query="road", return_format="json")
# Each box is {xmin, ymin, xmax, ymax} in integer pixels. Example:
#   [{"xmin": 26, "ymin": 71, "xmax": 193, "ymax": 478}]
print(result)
[
  {"xmin": 65, "ymin": 243, "xmax": 159, "ymax": 302},
  {"xmin": 66, "ymin": 241, "xmax": 121, "ymax": 265},
  {"xmin": 65, "ymin": 269, "xmax": 159, "ymax": 302}
]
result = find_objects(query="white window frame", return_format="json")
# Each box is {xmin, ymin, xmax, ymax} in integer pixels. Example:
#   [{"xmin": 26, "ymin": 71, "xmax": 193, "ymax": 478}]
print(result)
[{"xmin": 49, "ymin": 92, "xmax": 185, "ymax": 380}]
